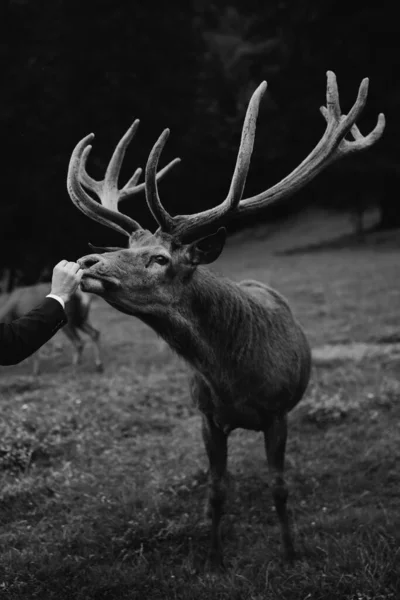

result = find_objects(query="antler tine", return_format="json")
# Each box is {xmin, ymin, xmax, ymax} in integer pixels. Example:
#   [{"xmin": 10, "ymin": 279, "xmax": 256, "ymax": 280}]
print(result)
[
  {"xmin": 67, "ymin": 134, "xmax": 142, "ymax": 237},
  {"xmin": 78, "ymin": 120, "xmax": 140, "ymax": 212},
  {"xmin": 325, "ymin": 70, "xmax": 341, "ymax": 122},
  {"xmin": 103, "ymin": 119, "xmax": 141, "ymax": 208},
  {"xmin": 225, "ymin": 81, "xmax": 268, "ymax": 208},
  {"xmin": 78, "ymin": 160, "xmax": 102, "ymax": 196},
  {"xmin": 320, "ymin": 73, "xmax": 386, "ymax": 155},
  {"xmin": 346, "ymin": 116, "xmax": 386, "ymax": 151},
  {"xmin": 79, "ymin": 120, "xmax": 181, "ymax": 210},
  {"xmin": 123, "ymin": 167, "xmax": 143, "ymax": 189},
  {"xmin": 145, "ymin": 81, "xmax": 268, "ymax": 243},
  {"xmin": 120, "ymin": 157, "xmax": 181, "ymax": 200},
  {"xmin": 145, "ymin": 129, "xmax": 177, "ymax": 231}
]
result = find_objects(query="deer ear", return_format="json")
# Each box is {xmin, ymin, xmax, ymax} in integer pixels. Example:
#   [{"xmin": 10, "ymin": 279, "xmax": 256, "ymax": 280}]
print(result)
[{"xmin": 184, "ymin": 227, "xmax": 227, "ymax": 266}]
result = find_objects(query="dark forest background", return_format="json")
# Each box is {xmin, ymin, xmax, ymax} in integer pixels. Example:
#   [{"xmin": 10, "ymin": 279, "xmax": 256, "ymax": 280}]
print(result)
[{"xmin": 0, "ymin": 0, "xmax": 398, "ymax": 287}]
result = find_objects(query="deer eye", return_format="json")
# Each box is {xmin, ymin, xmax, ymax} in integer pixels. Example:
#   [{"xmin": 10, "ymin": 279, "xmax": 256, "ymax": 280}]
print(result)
[{"xmin": 153, "ymin": 255, "xmax": 169, "ymax": 265}]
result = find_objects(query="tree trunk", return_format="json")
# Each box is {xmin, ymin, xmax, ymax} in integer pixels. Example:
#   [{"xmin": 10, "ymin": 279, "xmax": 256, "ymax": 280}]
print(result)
[{"xmin": 377, "ymin": 179, "xmax": 400, "ymax": 230}]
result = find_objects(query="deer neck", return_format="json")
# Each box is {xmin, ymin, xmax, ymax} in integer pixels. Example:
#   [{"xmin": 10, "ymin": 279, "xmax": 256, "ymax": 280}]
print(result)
[
  {"xmin": 0, "ymin": 294, "xmax": 16, "ymax": 323},
  {"xmin": 139, "ymin": 267, "xmax": 258, "ymax": 380}
]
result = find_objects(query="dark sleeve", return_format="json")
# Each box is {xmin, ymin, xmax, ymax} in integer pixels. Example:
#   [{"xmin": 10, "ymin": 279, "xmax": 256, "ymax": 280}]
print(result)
[{"xmin": 0, "ymin": 298, "xmax": 67, "ymax": 366}]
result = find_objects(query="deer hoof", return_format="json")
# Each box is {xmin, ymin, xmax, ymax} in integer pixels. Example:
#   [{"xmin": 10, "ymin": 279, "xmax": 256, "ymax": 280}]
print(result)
[
  {"xmin": 284, "ymin": 545, "xmax": 297, "ymax": 563},
  {"xmin": 206, "ymin": 549, "xmax": 225, "ymax": 572}
]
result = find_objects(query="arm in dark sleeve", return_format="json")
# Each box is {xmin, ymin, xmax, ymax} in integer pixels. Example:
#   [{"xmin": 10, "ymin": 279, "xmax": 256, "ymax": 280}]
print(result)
[{"xmin": 0, "ymin": 298, "xmax": 67, "ymax": 366}]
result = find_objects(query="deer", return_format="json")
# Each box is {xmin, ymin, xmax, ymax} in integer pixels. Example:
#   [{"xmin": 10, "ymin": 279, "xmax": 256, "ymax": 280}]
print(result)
[
  {"xmin": 0, "ymin": 282, "xmax": 103, "ymax": 375},
  {"xmin": 66, "ymin": 71, "xmax": 385, "ymax": 567}
]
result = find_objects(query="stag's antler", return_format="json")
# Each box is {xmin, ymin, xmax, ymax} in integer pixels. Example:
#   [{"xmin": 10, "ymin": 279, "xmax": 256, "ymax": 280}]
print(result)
[
  {"xmin": 145, "ymin": 71, "xmax": 385, "ymax": 242},
  {"xmin": 67, "ymin": 119, "xmax": 181, "ymax": 237}
]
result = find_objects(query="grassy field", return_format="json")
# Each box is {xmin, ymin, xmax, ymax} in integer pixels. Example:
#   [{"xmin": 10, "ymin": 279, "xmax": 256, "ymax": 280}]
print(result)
[{"xmin": 1, "ymin": 210, "xmax": 400, "ymax": 599}]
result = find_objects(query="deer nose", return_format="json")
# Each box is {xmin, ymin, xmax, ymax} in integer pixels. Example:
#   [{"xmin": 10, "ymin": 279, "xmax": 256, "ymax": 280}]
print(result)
[{"xmin": 78, "ymin": 254, "xmax": 102, "ymax": 269}]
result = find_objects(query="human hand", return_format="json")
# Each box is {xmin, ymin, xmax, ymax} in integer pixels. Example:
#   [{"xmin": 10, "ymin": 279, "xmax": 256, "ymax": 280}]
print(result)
[{"xmin": 50, "ymin": 260, "xmax": 83, "ymax": 303}]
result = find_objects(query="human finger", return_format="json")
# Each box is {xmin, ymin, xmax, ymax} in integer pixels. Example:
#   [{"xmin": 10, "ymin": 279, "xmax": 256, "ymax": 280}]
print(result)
[
  {"xmin": 55, "ymin": 259, "xmax": 68, "ymax": 268},
  {"xmin": 65, "ymin": 261, "xmax": 80, "ymax": 273},
  {"xmin": 65, "ymin": 261, "xmax": 80, "ymax": 274}
]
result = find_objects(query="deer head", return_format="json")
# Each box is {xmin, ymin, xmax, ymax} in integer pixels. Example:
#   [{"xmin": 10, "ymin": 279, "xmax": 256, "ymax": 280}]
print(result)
[{"xmin": 67, "ymin": 71, "xmax": 385, "ymax": 316}]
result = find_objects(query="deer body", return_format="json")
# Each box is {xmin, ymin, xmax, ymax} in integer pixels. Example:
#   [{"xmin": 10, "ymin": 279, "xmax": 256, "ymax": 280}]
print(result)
[
  {"xmin": 142, "ymin": 271, "xmax": 311, "ymax": 429},
  {"xmin": 66, "ymin": 70, "xmax": 384, "ymax": 566},
  {"xmin": 141, "ymin": 268, "xmax": 312, "ymax": 563},
  {"xmin": 81, "ymin": 235, "xmax": 310, "ymax": 564},
  {"xmin": 0, "ymin": 282, "xmax": 103, "ymax": 374}
]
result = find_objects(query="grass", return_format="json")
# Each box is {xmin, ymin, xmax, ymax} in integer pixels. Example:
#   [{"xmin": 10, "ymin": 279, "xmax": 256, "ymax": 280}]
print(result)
[{"xmin": 1, "ymin": 209, "xmax": 400, "ymax": 599}]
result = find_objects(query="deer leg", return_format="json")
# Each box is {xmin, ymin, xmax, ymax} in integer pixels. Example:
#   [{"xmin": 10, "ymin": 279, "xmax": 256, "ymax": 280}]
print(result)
[
  {"xmin": 79, "ymin": 321, "xmax": 103, "ymax": 372},
  {"xmin": 201, "ymin": 413, "xmax": 228, "ymax": 569},
  {"xmin": 264, "ymin": 413, "xmax": 296, "ymax": 561},
  {"xmin": 31, "ymin": 353, "xmax": 40, "ymax": 376},
  {"xmin": 62, "ymin": 326, "xmax": 85, "ymax": 367}
]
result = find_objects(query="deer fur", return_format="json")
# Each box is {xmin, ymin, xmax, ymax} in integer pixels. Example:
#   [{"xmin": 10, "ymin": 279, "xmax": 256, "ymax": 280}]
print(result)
[{"xmin": 0, "ymin": 282, "xmax": 103, "ymax": 375}]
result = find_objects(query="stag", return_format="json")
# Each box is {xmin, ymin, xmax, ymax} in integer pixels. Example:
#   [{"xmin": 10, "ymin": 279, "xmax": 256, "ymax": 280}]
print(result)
[
  {"xmin": 0, "ymin": 282, "xmax": 103, "ymax": 375},
  {"xmin": 66, "ymin": 71, "xmax": 385, "ymax": 567}
]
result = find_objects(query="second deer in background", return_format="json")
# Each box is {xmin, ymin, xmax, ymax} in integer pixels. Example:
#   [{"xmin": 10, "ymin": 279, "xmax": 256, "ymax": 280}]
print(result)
[{"xmin": 0, "ymin": 283, "xmax": 103, "ymax": 375}]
